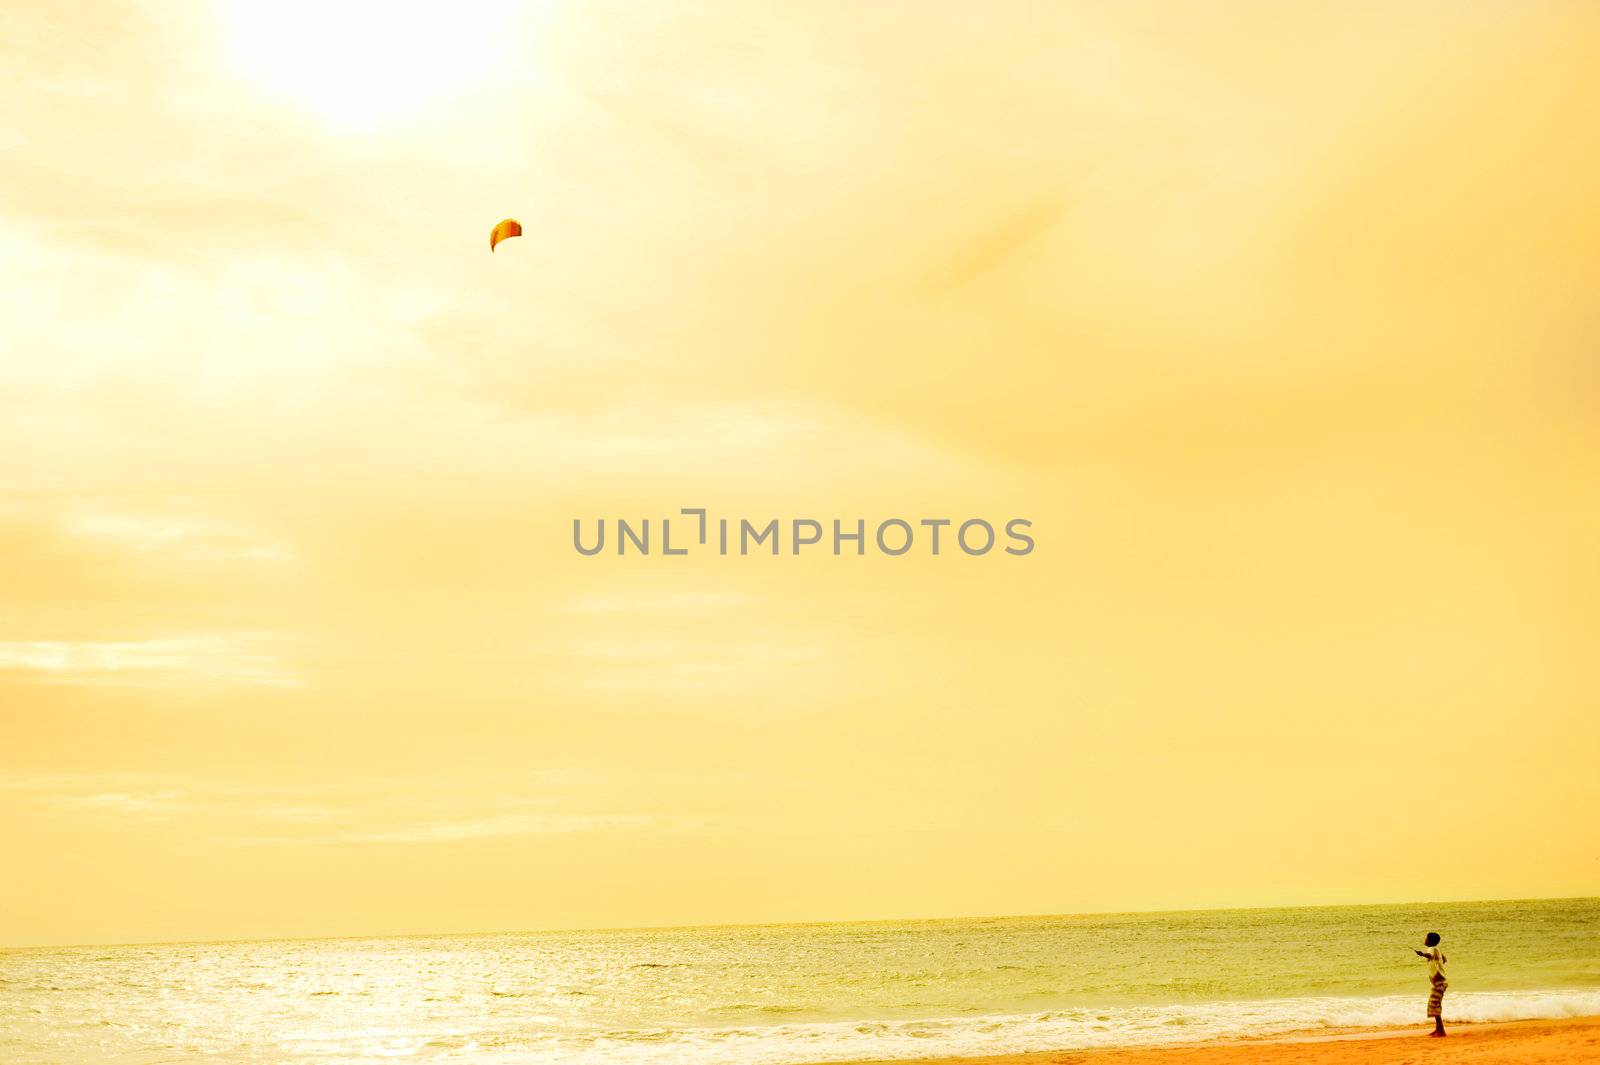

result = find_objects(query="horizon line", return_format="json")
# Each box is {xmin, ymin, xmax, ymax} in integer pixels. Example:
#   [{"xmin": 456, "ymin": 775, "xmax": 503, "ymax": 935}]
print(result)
[{"xmin": 6, "ymin": 892, "xmax": 1595, "ymax": 954}]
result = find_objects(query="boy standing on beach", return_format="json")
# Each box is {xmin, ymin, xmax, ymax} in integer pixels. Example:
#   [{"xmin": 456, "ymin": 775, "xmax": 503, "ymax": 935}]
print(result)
[{"xmin": 1416, "ymin": 932, "xmax": 1447, "ymax": 1036}]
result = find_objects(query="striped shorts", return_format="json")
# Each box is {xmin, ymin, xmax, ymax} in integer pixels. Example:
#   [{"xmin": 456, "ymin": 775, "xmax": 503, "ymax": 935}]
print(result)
[{"xmin": 1428, "ymin": 974, "xmax": 1447, "ymax": 1018}]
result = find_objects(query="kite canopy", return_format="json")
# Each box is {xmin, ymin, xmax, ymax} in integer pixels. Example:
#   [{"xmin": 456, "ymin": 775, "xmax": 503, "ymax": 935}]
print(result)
[{"xmin": 489, "ymin": 218, "xmax": 522, "ymax": 252}]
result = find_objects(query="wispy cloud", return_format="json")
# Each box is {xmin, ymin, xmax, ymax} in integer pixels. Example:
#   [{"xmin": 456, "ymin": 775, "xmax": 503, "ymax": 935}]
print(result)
[
  {"xmin": 558, "ymin": 590, "xmax": 755, "ymax": 614},
  {"xmin": 1, "ymin": 772, "xmax": 670, "ymax": 846},
  {"xmin": 249, "ymin": 804, "xmax": 348, "ymax": 824},
  {"xmin": 65, "ymin": 512, "xmax": 292, "ymax": 564},
  {"xmin": 47, "ymin": 790, "xmax": 188, "ymax": 818},
  {"xmin": 335, "ymin": 811, "xmax": 655, "ymax": 845},
  {"xmin": 917, "ymin": 198, "xmax": 1064, "ymax": 293},
  {"xmin": 0, "ymin": 636, "xmax": 298, "ymax": 688},
  {"xmin": 567, "ymin": 637, "xmax": 825, "ymax": 693}
]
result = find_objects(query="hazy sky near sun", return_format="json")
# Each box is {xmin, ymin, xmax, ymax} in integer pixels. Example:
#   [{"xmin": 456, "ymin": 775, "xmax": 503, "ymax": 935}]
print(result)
[{"xmin": 2, "ymin": 0, "xmax": 1598, "ymax": 947}]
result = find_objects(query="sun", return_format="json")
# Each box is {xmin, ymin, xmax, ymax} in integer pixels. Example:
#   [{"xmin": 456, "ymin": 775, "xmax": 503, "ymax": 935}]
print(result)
[{"xmin": 221, "ymin": 0, "xmax": 518, "ymax": 126}]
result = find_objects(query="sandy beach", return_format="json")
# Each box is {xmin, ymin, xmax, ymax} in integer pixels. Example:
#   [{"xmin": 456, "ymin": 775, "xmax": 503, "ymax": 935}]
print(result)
[{"xmin": 837, "ymin": 1018, "xmax": 1600, "ymax": 1065}]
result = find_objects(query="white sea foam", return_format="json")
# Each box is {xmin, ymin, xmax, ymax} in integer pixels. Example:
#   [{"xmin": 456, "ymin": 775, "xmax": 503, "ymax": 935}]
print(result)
[{"xmin": 524, "ymin": 989, "xmax": 1600, "ymax": 1065}]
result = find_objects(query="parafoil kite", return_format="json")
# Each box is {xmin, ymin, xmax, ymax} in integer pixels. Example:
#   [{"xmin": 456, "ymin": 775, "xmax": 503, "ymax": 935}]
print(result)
[{"xmin": 489, "ymin": 218, "xmax": 522, "ymax": 252}]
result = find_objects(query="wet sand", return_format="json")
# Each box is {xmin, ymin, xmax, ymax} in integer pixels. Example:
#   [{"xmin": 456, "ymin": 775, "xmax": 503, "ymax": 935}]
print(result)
[{"xmin": 831, "ymin": 1016, "xmax": 1600, "ymax": 1065}]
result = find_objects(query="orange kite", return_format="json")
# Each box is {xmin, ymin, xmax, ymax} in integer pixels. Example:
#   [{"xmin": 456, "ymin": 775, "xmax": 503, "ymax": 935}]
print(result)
[{"xmin": 489, "ymin": 218, "xmax": 522, "ymax": 252}]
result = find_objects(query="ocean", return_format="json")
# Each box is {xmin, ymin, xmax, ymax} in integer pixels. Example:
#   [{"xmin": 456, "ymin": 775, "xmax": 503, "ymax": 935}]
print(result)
[{"xmin": 2, "ymin": 897, "xmax": 1597, "ymax": 1065}]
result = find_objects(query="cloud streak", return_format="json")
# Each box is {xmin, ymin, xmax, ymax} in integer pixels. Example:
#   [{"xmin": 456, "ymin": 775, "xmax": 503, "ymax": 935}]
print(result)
[
  {"xmin": 3, "ymin": 772, "xmax": 670, "ymax": 847},
  {"xmin": 0, "ymin": 636, "xmax": 298, "ymax": 688}
]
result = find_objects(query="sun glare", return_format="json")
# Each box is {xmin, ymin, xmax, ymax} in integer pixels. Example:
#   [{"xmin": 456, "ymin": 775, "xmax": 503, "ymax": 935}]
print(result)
[{"xmin": 222, "ymin": 0, "xmax": 517, "ymax": 125}]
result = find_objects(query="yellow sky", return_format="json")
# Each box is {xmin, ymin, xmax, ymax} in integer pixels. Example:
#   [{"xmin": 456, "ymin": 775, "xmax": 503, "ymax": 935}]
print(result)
[{"xmin": 2, "ymin": 0, "xmax": 1597, "ymax": 948}]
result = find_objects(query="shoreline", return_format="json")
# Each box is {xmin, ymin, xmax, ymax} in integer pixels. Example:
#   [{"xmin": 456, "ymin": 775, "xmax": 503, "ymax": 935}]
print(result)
[{"xmin": 824, "ymin": 1016, "xmax": 1600, "ymax": 1065}]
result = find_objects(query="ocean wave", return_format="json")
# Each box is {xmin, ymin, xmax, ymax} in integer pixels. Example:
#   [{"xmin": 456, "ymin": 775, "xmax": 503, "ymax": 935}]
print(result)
[{"xmin": 533, "ymin": 989, "xmax": 1600, "ymax": 1065}]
